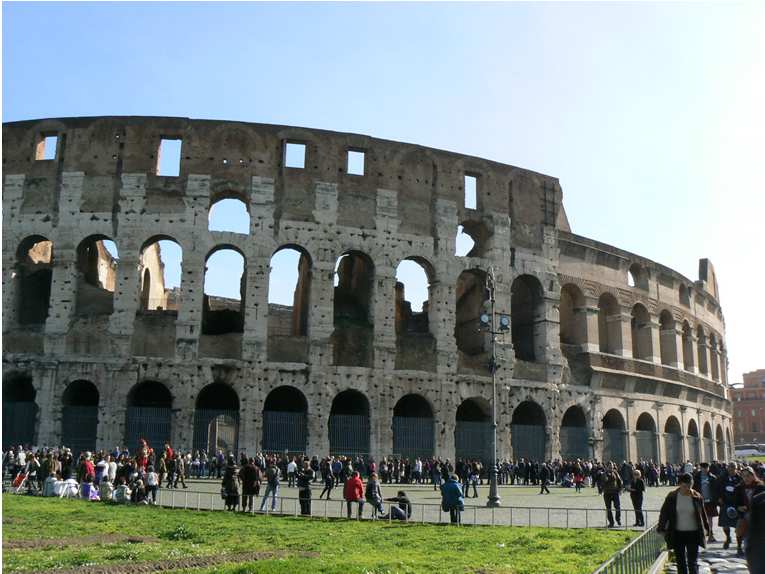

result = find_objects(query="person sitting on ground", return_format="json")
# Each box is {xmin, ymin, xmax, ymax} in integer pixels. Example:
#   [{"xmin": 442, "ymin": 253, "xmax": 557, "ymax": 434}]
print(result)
[
  {"xmin": 42, "ymin": 471, "xmax": 59, "ymax": 497},
  {"xmin": 80, "ymin": 474, "xmax": 100, "ymax": 501},
  {"xmin": 131, "ymin": 478, "xmax": 148, "ymax": 504},
  {"xmin": 100, "ymin": 475, "xmax": 114, "ymax": 502},
  {"xmin": 343, "ymin": 471, "xmax": 365, "ymax": 519},
  {"xmin": 384, "ymin": 490, "xmax": 412, "ymax": 521},
  {"xmin": 112, "ymin": 478, "xmax": 131, "ymax": 504}
]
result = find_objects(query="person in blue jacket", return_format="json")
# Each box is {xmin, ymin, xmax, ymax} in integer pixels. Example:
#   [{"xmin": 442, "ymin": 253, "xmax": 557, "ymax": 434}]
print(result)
[{"xmin": 441, "ymin": 473, "xmax": 465, "ymax": 524}]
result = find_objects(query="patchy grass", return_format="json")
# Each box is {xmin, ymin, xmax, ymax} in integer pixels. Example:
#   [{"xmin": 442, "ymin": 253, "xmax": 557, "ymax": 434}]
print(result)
[{"xmin": 2, "ymin": 495, "xmax": 636, "ymax": 574}]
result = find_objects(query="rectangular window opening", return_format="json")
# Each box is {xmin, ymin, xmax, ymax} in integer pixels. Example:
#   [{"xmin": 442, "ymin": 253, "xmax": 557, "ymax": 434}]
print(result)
[
  {"xmin": 347, "ymin": 150, "xmax": 365, "ymax": 175},
  {"xmin": 285, "ymin": 142, "xmax": 306, "ymax": 169},
  {"xmin": 157, "ymin": 138, "xmax": 182, "ymax": 177},
  {"xmin": 36, "ymin": 134, "xmax": 58, "ymax": 161},
  {"xmin": 464, "ymin": 174, "xmax": 477, "ymax": 209}
]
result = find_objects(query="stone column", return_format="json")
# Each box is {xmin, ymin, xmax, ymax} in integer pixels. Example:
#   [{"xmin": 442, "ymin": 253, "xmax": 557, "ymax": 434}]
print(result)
[
  {"xmin": 242, "ymin": 255, "xmax": 269, "ymax": 360},
  {"xmin": 307, "ymin": 259, "xmax": 335, "ymax": 366},
  {"xmin": 647, "ymin": 319, "xmax": 661, "ymax": 364},
  {"xmin": 108, "ymin": 254, "xmax": 141, "ymax": 355},
  {"xmin": 43, "ymin": 249, "xmax": 78, "ymax": 355},
  {"xmin": 580, "ymin": 298, "xmax": 601, "ymax": 353},
  {"xmin": 617, "ymin": 312, "xmax": 633, "ymax": 358},
  {"xmin": 679, "ymin": 406, "xmax": 688, "ymax": 462},
  {"xmin": 429, "ymin": 277, "xmax": 458, "ymax": 373},
  {"xmin": 35, "ymin": 366, "xmax": 59, "ymax": 446},
  {"xmin": 372, "ymin": 267, "xmax": 397, "ymax": 372},
  {"xmin": 664, "ymin": 321, "xmax": 684, "ymax": 369},
  {"xmin": 174, "ymin": 251, "xmax": 204, "ymax": 360}
]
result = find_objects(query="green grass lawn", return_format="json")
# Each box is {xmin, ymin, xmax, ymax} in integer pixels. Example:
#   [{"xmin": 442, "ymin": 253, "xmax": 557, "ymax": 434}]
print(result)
[{"xmin": 2, "ymin": 495, "xmax": 636, "ymax": 574}]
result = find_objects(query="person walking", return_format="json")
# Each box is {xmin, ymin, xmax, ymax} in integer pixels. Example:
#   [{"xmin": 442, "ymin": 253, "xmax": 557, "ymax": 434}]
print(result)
[
  {"xmin": 440, "ymin": 473, "xmax": 465, "ymax": 525},
  {"xmin": 629, "ymin": 469, "xmax": 646, "ymax": 526},
  {"xmin": 319, "ymin": 466, "xmax": 334, "ymax": 500},
  {"xmin": 539, "ymin": 463, "xmax": 551, "ymax": 495},
  {"xmin": 259, "ymin": 461, "xmax": 280, "ymax": 512},
  {"xmin": 657, "ymin": 473, "xmax": 710, "ymax": 574},
  {"xmin": 735, "ymin": 466, "xmax": 765, "ymax": 560},
  {"xmin": 602, "ymin": 464, "xmax": 623, "ymax": 527},
  {"xmin": 343, "ymin": 471, "xmax": 365, "ymax": 519},
  {"xmin": 717, "ymin": 462, "xmax": 742, "ymax": 552},
  {"xmin": 693, "ymin": 462, "xmax": 718, "ymax": 543}
]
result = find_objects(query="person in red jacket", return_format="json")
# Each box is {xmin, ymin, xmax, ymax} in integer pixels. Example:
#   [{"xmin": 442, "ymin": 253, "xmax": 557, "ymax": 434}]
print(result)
[{"xmin": 343, "ymin": 471, "xmax": 365, "ymax": 519}]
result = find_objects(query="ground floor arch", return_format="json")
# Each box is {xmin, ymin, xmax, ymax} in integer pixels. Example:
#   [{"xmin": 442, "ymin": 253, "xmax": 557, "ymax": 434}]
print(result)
[
  {"xmin": 455, "ymin": 398, "xmax": 492, "ymax": 464},
  {"xmin": 125, "ymin": 381, "xmax": 172, "ymax": 452},
  {"xmin": 635, "ymin": 412, "xmax": 658, "ymax": 462},
  {"xmin": 602, "ymin": 409, "xmax": 626, "ymax": 463},
  {"xmin": 511, "ymin": 401, "xmax": 546, "ymax": 461},
  {"xmin": 687, "ymin": 420, "xmax": 701, "ymax": 463},
  {"xmin": 715, "ymin": 425, "xmax": 724, "ymax": 462},
  {"xmin": 262, "ymin": 386, "xmax": 308, "ymax": 455},
  {"xmin": 193, "ymin": 383, "xmax": 240, "ymax": 455},
  {"xmin": 703, "ymin": 422, "xmax": 714, "ymax": 462},
  {"xmin": 328, "ymin": 390, "xmax": 370, "ymax": 456},
  {"xmin": 62, "ymin": 380, "xmax": 99, "ymax": 454},
  {"xmin": 2, "ymin": 375, "xmax": 38, "ymax": 448},
  {"xmin": 664, "ymin": 416, "xmax": 683, "ymax": 464},
  {"xmin": 560, "ymin": 405, "xmax": 589, "ymax": 460},
  {"xmin": 392, "ymin": 394, "xmax": 434, "ymax": 460}
]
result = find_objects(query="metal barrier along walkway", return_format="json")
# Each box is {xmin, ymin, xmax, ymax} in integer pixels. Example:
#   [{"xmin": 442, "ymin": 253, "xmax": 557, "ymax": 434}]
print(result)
[{"xmin": 591, "ymin": 524, "xmax": 664, "ymax": 574}]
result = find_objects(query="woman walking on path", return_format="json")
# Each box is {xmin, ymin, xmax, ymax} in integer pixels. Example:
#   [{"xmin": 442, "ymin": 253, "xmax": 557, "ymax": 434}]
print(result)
[
  {"xmin": 657, "ymin": 473, "xmax": 711, "ymax": 574},
  {"xmin": 734, "ymin": 466, "xmax": 765, "ymax": 559},
  {"xmin": 629, "ymin": 470, "xmax": 645, "ymax": 527}
]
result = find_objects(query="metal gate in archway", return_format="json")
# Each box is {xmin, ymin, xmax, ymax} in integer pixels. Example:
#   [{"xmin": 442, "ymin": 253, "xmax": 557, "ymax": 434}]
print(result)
[
  {"xmin": 393, "ymin": 416, "xmax": 434, "ymax": 460},
  {"xmin": 560, "ymin": 426, "xmax": 589, "ymax": 460},
  {"xmin": 125, "ymin": 406, "xmax": 172, "ymax": 452},
  {"xmin": 703, "ymin": 440, "xmax": 714, "ymax": 463},
  {"xmin": 193, "ymin": 409, "xmax": 239, "ymax": 455},
  {"xmin": 455, "ymin": 421, "xmax": 492, "ymax": 464},
  {"xmin": 62, "ymin": 405, "xmax": 98, "ymax": 454},
  {"xmin": 688, "ymin": 437, "xmax": 701, "ymax": 463},
  {"xmin": 635, "ymin": 431, "xmax": 657, "ymax": 461},
  {"xmin": 2, "ymin": 401, "xmax": 38, "ymax": 447},
  {"xmin": 603, "ymin": 429, "xmax": 626, "ymax": 463},
  {"xmin": 329, "ymin": 414, "xmax": 370, "ymax": 457},
  {"xmin": 511, "ymin": 424, "xmax": 545, "ymax": 461},
  {"xmin": 262, "ymin": 411, "xmax": 307, "ymax": 455},
  {"xmin": 665, "ymin": 434, "xmax": 682, "ymax": 464}
]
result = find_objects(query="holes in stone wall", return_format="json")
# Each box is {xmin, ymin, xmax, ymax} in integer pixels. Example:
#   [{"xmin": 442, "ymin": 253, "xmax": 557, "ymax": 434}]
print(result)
[
  {"xmin": 347, "ymin": 149, "xmax": 365, "ymax": 175},
  {"xmin": 35, "ymin": 134, "xmax": 58, "ymax": 161},
  {"xmin": 139, "ymin": 238, "xmax": 182, "ymax": 311},
  {"xmin": 75, "ymin": 236, "xmax": 119, "ymax": 316},
  {"xmin": 332, "ymin": 251, "xmax": 374, "ymax": 367},
  {"xmin": 16, "ymin": 236, "xmax": 53, "ymax": 325},
  {"xmin": 268, "ymin": 246, "xmax": 311, "ymax": 337},
  {"xmin": 627, "ymin": 263, "xmax": 647, "ymax": 289},
  {"xmin": 157, "ymin": 138, "xmax": 182, "ymax": 176},
  {"xmin": 455, "ymin": 225, "xmax": 475, "ymax": 257},
  {"xmin": 208, "ymin": 198, "xmax": 250, "ymax": 234},
  {"xmin": 284, "ymin": 142, "xmax": 306, "ymax": 169},
  {"xmin": 395, "ymin": 259, "xmax": 430, "ymax": 332},
  {"xmin": 202, "ymin": 248, "xmax": 245, "ymax": 335},
  {"xmin": 511, "ymin": 274, "xmax": 544, "ymax": 362},
  {"xmin": 455, "ymin": 269, "xmax": 488, "ymax": 356},
  {"xmin": 464, "ymin": 174, "xmax": 477, "ymax": 209}
]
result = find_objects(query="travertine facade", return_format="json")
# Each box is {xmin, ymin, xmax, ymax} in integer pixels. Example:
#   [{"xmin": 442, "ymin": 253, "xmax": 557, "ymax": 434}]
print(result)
[{"xmin": 2, "ymin": 116, "xmax": 733, "ymax": 463}]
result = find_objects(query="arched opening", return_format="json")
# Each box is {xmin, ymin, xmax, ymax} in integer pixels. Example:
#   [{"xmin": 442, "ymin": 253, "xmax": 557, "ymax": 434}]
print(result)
[
  {"xmin": 679, "ymin": 284, "xmax": 691, "ymax": 307},
  {"xmin": 715, "ymin": 425, "xmax": 724, "ymax": 462},
  {"xmin": 208, "ymin": 197, "xmax": 250, "ymax": 234},
  {"xmin": 262, "ymin": 386, "xmax": 308, "ymax": 455},
  {"xmin": 696, "ymin": 326, "xmax": 708, "ymax": 375},
  {"xmin": 268, "ymin": 246, "xmax": 311, "ymax": 362},
  {"xmin": 664, "ymin": 416, "xmax": 683, "ymax": 464},
  {"xmin": 598, "ymin": 293, "xmax": 622, "ymax": 354},
  {"xmin": 631, "ymin": 304, "xmax": 653, "ymax": 361},
  {"xmin": 455, "ymin": 398, "xmax": 492, "ymax": 464},
  {"xmin": 627, "ymin": 263, "xmax": 647, "ymax": 289},
  {"xmin": 511, "ymin": 401, "xmax": 547, "ymax": 461},
  {"xmin": 709, "ymin": 334, "xmax": 720, "ymax": 381},
  {"xmin": 2, "ymin": 374, "xmax": 38, "ymax": 448},
  {"xmin": 62, "ymin": 380, "xmax": 99, "ymax": 455},
  {"xmin": 125, "ymin": 381, "xmax": 172, "ymax": 452},
  {"xmin": 560, "ymin": 405, "xmax": 589, "ymax": 460},
  {"xmin": 193, "ymin": 383, "xmax": 240, "ymax": 455},
  {"xmin": 687, "ymin": 420, "xmax": 701, "ymax": 462},
  {"xmin": 75, "ymin": 235, "xmax": 118, "ymax": 315},
  {"xmin": 659, "ymin": 310, "xmax": 677, "ymax": 366},
  {"xmin": 602, "ymin": 409, "xmax": 627, "ymax": 463},
  {"xmin": 395, "ymin": 259, "xmax": 436, "ymax": 371},
  {"xmin": 16, "ymin": 236, "xmax": 53, "ymax": 325},
  {"xmin": 725, "ymin": 428, "xmax": 732, "ymax": 462},
  {"xmin": 455, "ymin": 221, "xmax": 489, "ymax": 257},
  {"xmin": 328, "ymin": 390, "xmax": 370, "ymax": 456},
  {"xmin": 332, "ymin": 251, "xmax": 374, "ymax": 367},
  {"xmin": 455, "ymin": 225, "xmax": 476, "ymax": 257},
  {"xmin": 703, "ymin": 422, "xmax": 714, "ymax": 462},
  {"xmin": 202, "ymin": 248, "xmax": 245, "ymax": 335},
  {"xmin": 511, "ymin": 274, "xmax": 544, "ymax": 363},
  {"xmin": 682, "ymin": 321, "xmax": 694, "ymax": 371},
  {"xmin": 635, "ymin": 412, "xmax": 657, "ymax": 462},
  {"xmin": 139, "ymin": 237, "xmax": 182, "ymax": 311},
  {"xmin": 455, "ymin": 269, "xmax": 488, "ymax": 358},
  {"xmin": 559, "ymin": 284, "xmax": 586, "ymax": 349},
  {"xmin": 392, "ymin": 394, "xmax": 434, "ymax": 459}
]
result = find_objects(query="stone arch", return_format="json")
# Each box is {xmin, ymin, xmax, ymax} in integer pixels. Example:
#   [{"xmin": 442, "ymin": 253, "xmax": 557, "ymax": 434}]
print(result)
[
  {"xmin": 208, "ymin": 196, "xmax": 250, "ymax": 234},
  {"xmin": 125, "ymin": 381, "xmax": 173, "ymax": 452},
  {"xmin": 2, "ymin": 373, "xmax": 38, "ymax": 448},
  {"xmin": 328, "ymin": 389, "xmax": 370, "ymax": 456},
  {"xmin": 61, "ymin": 380, "xmax": 100, "ymax": 455},
  {"xmin": 395, "ymin": 257, "xmax": 437, "ymax": 371},
  {"xmin": 635, "ymin": 412, "xmax": 657, "ymax": 461},
  {"xmin": 679, "ymin": 284, "xmax": 691, "ymax": 307},
  {"xmin": 560, "ymin": 405, "xmax": 589, "ymax": 460},
  {"xmin": 703, "ymin": 421, "xmax": 714, "ymax": 462},
  {"xmin": 202, "ymin": 245, "xmax": 246, "ymax": 336},
  {"xmin": 696, "ymin": 326, "xmax": 708, "ymax": 375},
  {"xmin": 725, "ymin": 427, "xmax": 733, "ymax": 462},
  {"xmin": 262, "ymin": 386, "xmax": 308, "ymax": 455},
  {"xmin": 268, "ymin": 245, "xmax": 312, "ymax": 362},
  {"xmin": 664, "ymin": 415, "xmax": 683, "ymax": 464},
  {"xmin": 193, "ymin": 382, "xmax": 240, "ymax": 455},
  {"xmin": 511, "ymin": 274, "xmax": 545, "ymax": 362},
  {"xmin": 332, "ymin": 251, "xmax": 375, "ymax": 367},
  {"xmin": 511, "ymin": 400, "xmax": 547, "ymax": 461},
  {"xmin": 715, "ymin": 424, "xmax": 724, "ymax": 462},
  {"xmin": 602, "ymin": 409, "xmax": 627, "ymax": 463},
  {"xmin": 682, "ymin": 321, "xmax": 694, "ymax": 371},
  {"xmin": 15, "ymin": 235, "xmax": 53, "ymax": 325},
  {"xmin": 687, "ymin": 419, "xmax": 701, "ymax": 462},
  {"xmin": 631, "ymin": 303, "xmax": 653, "ymax": 360},
  {"xmin": 75, "ymin": 234, "xmax": 119, "ymax": 316},
  {"xmin": 560, "ymin": 283, "xmax": 586, "ymax": 347},
  {"xmin": 659, "ymin": 309, "xmax": 677, "ymax": 366},
  {"xmin": 598, "ymin": 292, "xmax": 622, "ymax": 354},
  {"xmin": 455, "ymin": 269, "xmax": 488, "ymax": 357},
  {"xmin": 627, "ymin": 263, "xmax": 648, "ymax": 289},
  {"xmin": 392, "ymin": 394, "xmax": 434, "ymax": 459},
  {"xmin": 139, "ymin": 235, "xmax": 183, "ymax": 311},
  {"xmin": 455, "ymin": 397, "xmax": 492, "ymax": 464}
]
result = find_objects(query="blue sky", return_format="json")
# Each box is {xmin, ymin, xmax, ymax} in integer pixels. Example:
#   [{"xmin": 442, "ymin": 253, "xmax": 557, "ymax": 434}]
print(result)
[{"xmin": 3, "ymin": 2, "xmax": 763, "ymax": 382}]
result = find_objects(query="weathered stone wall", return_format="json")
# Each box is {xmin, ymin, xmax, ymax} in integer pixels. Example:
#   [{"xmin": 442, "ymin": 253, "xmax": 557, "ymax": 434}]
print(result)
[{"xmin": 2, "ymin": 116, "xmax": 733, "ymax": 461}]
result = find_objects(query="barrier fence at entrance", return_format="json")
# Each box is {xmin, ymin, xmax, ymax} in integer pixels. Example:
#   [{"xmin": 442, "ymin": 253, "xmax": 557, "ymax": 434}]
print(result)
[{"xmin": 591, "ymin": 524, "xmax": 664, "ymax": 574}]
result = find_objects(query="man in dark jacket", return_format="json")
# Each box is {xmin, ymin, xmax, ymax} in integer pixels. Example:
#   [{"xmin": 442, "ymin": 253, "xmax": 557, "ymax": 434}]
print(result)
[
  {"xmin": 539, "ymin": 463, "xmax": 551, "ymax": 494},
  {"xmin": 692, "ymin": 462, "xmax": 718, "ymax": 542},
  {"xmin": 296, "ymin": 459, "xmax": 314, "ymax": 515},
  {"xmin": 440, "ymin": 474, "xmax": 465, "ymax": 524},
  {"xmin": 385, "ymin": 490, "xmax": 412, "ymax": 521},
  {"xmin": 602, "ymin": 464, "xmax": 623, "ymax": 527},
  {"xmin": 747, "ymin": 489, "xmax": 765, "ymax": 574}
]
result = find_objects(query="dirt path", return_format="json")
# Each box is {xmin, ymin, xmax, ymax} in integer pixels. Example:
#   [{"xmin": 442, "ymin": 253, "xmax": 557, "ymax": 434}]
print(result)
[{"xmin": 3, "ymin": 534, "xmax": 158, "ymax": 550}]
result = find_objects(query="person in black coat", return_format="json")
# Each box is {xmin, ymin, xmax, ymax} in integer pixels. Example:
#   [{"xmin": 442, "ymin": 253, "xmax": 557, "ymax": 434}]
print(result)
[
  {"xmin": 658, "ymin": 473, "xmax": 710, "ymax": 574},
  {"xmin": 629, "ymin": 469, "xmax": 646, "ymax": 526}
]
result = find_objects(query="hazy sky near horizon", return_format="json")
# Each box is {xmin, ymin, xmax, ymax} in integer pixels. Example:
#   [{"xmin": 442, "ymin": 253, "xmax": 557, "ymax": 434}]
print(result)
[{"xmin": 3, "ymin": 2, "xmax": 763, "ymax": 383}]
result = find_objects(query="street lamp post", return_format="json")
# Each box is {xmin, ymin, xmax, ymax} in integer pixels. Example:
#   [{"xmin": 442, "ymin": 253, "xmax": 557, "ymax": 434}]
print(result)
[{"xmin": 479, "ymin": 266, "xmax": 508, "ymax": 508}]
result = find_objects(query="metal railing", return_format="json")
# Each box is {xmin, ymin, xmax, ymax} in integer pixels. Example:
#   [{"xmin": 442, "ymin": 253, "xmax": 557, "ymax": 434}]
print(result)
[{"xmin": 591, "ymin": 524, "xmax": 664, "ymax": 574}]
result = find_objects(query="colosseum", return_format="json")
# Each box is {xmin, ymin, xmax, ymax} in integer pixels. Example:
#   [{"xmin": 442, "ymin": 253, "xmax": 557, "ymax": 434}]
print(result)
[{"xmin": 2, "ymin": 116, "xmax": 733, "ymax": 465}]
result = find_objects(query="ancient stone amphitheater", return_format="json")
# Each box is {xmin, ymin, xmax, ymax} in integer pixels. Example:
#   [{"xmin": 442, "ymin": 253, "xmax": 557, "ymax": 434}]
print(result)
[{"xmin": 2, "ymin": 116, "xmax": 733, "ymax": 464}]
